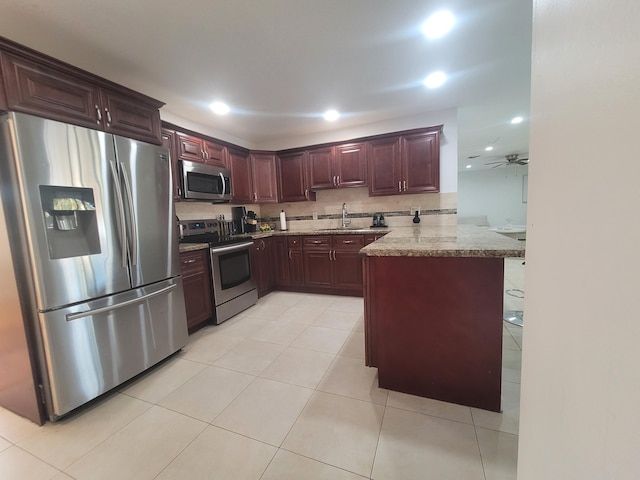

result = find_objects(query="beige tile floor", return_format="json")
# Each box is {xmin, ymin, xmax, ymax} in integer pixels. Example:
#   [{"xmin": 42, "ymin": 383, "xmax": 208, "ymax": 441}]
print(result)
[{"xmin": 0, "ymin": 258, "xmax": 524, "ymax": 479}]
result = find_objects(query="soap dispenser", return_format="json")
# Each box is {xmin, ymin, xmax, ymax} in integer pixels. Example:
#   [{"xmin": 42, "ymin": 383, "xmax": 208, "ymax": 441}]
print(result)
[{"xmin": 412, "ymin": 211, "xmax": 421, "ymax": 223}]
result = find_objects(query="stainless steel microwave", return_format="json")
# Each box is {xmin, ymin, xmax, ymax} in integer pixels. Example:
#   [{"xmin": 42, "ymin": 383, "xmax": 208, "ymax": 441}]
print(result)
[{"xmin": 181, "ymin": 160, "xmax": 232, "ymax": 202}]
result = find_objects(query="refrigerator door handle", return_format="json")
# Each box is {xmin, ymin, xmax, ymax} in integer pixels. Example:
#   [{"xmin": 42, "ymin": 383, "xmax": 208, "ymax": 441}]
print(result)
[
  {"xmin": 120, "ymin": 166, "xmax": 138, "ymax": 266},
  {"xmin": 109, "ymin": 161, "xmax": 128, "ymax": 268},
  {"xmin": 65, "ymin": 284, "xmax": 178, "ymax": 321}
]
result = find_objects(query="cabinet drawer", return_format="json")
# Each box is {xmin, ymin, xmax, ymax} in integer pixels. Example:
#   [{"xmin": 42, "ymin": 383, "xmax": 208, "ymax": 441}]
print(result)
[
  {"xmin": 179, "ymin": 249, "xmax": 208, "ymax": 275},
  {"xmin": 332, "ymin": 235, "xmax": 364, "ymax": 249},
  {"xmin": 303, "ymin": 236, "xmax": 331, "ymax": 249}
]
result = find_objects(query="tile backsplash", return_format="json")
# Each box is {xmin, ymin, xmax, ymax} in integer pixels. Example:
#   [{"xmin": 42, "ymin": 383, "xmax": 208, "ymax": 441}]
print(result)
[{"xmin": 176, "ymin": 187, "xmax": 456, "ymax": 230}]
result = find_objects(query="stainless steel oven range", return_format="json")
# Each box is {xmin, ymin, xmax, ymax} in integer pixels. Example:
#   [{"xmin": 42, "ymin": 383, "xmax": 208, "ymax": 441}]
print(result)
[{"xmin": 179, "ymin": 219, "xmax": 257, "ymax": 324}]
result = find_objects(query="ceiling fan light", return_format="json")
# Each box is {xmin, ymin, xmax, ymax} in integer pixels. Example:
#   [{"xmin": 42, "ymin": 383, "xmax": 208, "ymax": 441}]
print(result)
[
  {"xmin": 511, "ymin": 116, "xmax": 523, "ymax": 124},
  {"xmin": 485, "ymin": 146, "xmax": 493, "ymax": 151}
]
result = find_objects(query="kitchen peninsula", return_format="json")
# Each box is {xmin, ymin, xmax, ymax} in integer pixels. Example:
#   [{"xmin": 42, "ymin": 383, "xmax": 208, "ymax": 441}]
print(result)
[{"xmin": 360, "ymin": 225, "xmax": 525, "ymax": 412}]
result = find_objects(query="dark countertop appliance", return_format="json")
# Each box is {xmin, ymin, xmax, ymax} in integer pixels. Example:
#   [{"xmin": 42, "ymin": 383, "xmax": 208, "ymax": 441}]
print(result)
[{"xmin": 231, "ymin": 206, "xmax": 258, "ymax": 234}]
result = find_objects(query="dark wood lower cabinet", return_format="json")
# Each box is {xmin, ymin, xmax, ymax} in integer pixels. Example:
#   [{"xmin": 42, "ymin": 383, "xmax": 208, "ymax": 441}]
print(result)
[
  {"xmin": 179, "ymin": 249, "xmax": 213, "ymax": 334},
  {"xmin": 364, "ymin": 256, "xmax": 504, "ymax": 412},
  {"xmin": 252, "ymin": 238, "xmax": 275, "ymax": 298}
]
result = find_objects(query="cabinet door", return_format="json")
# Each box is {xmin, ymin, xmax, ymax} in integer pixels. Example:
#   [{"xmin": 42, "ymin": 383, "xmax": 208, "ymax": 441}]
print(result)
[
  {"xmin": 303, "ymin": 236, "xmax": 332, "ymax": 288},
  {"xmin": 252, "ymin": 238, "xmax": 274, "ymax": 297},
  {"xmin": 229, "ymin": 149, "xmax": 254, "ymax": 203},
  {"xmin": 161, "ymin": 128, "xmax": 181, "ymax": 200},
  {"xmin": 278, "ymin": 151, "xmax": 310, "ymax": 202},
  {"xmin": 175, "ymin": 132, "xmax": 205, "ymax": 164},
  {"xmin": 0, "ymin": 65, "xmax": 7, "ymax": 109},
  {"xmin": 367, "ymin": 136, "xmax": 402, "ymax": 196},
  {"xmin": 203, "ymin": 140, "xmax": 227, "ymax": 167},
  {"xmin": 179, "ymin": 249, "xmax": 212, "ymax": 333},
  {"xmin": 335, "ymin": 142, "xmax": 367, "ymax": 188},
  {"xmin": 251, "ymin": 153, "xmax": 278, "ymax": 203},
  {"xmin": 100, "ymin": 89, "xmax": 162, "ymax": 145},
  {"xmin": 273, "ymin": 237, "xmax": 291, "ymax": 287},
  {"xmin": 401, "ymin": 131, "xmax": 440, "ymax": 193},
  {"xmin": 288, "ymin": 237, "xmax": 305, "ymax": 286},
  {"xmin": 1, "ymin": 51, "xmax": 101, "ymax": 129},
  {"xmin": 332, "ymin": 235, "xmax": 365, "ymax": 291},
  {"xmin": 307, "ymin": 146, "xmax": 336, "ymax": 190}
]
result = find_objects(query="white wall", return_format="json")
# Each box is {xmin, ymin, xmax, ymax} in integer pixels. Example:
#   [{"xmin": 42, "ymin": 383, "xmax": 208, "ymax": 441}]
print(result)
[
  {"xmin": 458, "ymin": 165, "xmax": 528, "ymax": 227},
  {"xmin": 518, "ymin": 1, "xmax": 640, "ymax": 479}
]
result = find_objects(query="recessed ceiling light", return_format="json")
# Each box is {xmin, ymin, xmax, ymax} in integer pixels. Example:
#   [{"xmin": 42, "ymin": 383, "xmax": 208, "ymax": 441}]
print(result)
[
  {"xmin": 324, "ymin": 110, "xmax": 340, "ymax": 121},
  {"xmin": 210, "ymin": 102, "xmax": 230, "ymax": 115},
  {"xmin": 424, "ymin": 71, "xmax": 446, "ymax": 89},
  {"xmin": 466, "ymin": 164, "xmax": 472, "ymax": 169},
  {"xmin": 511, "ymin": 116, "xmax": 524, "ymax": 124},
  {"xmin": 485, "ymin": 146, "xmax": 494, "ymax": 151},
  {"xmin": 422, "ymin": 11, "xmax": 455, "ymax": 39}
]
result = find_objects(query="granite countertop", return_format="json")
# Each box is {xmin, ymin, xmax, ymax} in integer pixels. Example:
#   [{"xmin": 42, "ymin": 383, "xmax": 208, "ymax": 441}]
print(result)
[
  {"xmin": 178, "ymin": 225, "xmax": 524, "ymax": 258},
  {"xmin": 359, "ymin": 225, "xmax": 525, "ymax": 258}
]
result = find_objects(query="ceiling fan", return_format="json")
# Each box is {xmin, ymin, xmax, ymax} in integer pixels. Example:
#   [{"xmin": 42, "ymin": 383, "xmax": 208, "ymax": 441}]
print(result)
[{"xmin": 485, "ymin": 153, "xmax": 529, "ymax": 168}]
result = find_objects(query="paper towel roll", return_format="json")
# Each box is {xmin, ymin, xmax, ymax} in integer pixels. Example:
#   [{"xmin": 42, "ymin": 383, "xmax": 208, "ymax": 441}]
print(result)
[{"xmin": 280, "ymin": 210, "xmax": 287, "ymax": 230}]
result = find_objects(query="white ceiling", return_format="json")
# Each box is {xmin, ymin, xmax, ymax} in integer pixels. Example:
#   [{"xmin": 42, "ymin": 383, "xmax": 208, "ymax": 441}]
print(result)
[{"xmin": 0, "ymin": 0, "xmax": 532, "ymax": 171}]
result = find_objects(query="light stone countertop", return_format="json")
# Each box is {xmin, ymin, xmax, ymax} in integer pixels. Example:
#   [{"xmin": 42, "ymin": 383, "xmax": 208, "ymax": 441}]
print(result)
[
  {"xmin": 359, "ymin": 224, "xmax": 525, "ymax": 258},
  {"xmin": 178, "ymin": 225, "xmax": 524, "ymax": 258}
]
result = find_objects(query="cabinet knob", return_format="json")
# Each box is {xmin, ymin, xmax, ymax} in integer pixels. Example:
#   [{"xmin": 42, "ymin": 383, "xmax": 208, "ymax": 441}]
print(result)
[
  {"xmin": 343, "ymin": 240, "xmax": 354, "ymax": 244},
  {"xmin": 95, "ymin": 105, "xmax": 102, "ymax": 124},
  {"xmin": 398, "ymin": 181, "xmax": 402, "ymax": 193},
  {"xmin": 288, "ymin": 249, "xmax": 292, "ymax": 259},
  {"xmin": 182, "ymin": 258, "xmax": 196, "ymax": 264},
  {"xmin": 403, "ymin": 180, "xmax": 407, "ymax": 191},
  {"xmin": 105, "ymin": 108, "xmax": 112, "ymax": 126}
]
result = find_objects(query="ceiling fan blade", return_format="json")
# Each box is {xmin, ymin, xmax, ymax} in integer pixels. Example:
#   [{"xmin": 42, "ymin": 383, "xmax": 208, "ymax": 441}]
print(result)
[
  {"xmin": 515, "ymin": 160, "xmax": 529, "ymax": 165},
  {"xmin": 490, "ymin": 163, "xmax": 504, "ymax": 169},
  {"xmin": 484, "ymin": 160, "xmax": 506, "ymax": 165}
]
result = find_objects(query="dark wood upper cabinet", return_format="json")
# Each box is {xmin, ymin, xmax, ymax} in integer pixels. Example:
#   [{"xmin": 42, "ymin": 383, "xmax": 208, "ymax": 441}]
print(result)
[
  {"xmin": 229, "ymin": 148, "xmax": 253, "ymax": 203},
  {"xmin": 401, "ymin": 131, "xmax": 440, "ymax": 193},
  {"xmin": 307, "ymin": 146, "xmax": 336, "ymax": 190},
  {"xmin": 0, "ymin": 42, "xmax": 163, "ymax": 145},
  {"xmin": 277, "ymin": 151, "xmax": 314, "ymax": 202},
  {"xmin": 368, "ymin": 136, "xmax": 403, "ymax": 196},
  {"xmin": 251, "ymin": 152, "xmax": 278, "ymax": 203},
  {"xmin": 334, "ymin": 142, "xmax": 367, "ymax": 188},
  {"xmin": 307, "ymin": 143, "xmax": 367, "ymax": 190},
  {"xmin": 1, "ymin": 51, "xmax": 101, "ymax": 129},
  {"xmin": 100, "ymin": 89, "xmax": 161, "ymax": 143},
  {"xmin": 368, "ymin": 129, "xmax": 440, "ymax": 196},
  {"xmin": 175, "ymin": 132, "xmax": 227, "ymax": 167},
  {"xmin": 161, "ymin": 128, "xmax": 181, "ymax": 200},
  {"xmin": 203, "ymin": 140, "xmax": 227, "ymax": 167}
]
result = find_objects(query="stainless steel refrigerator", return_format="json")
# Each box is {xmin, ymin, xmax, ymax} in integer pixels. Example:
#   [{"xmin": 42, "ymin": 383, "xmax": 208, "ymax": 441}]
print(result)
[{"xmin": 0, "ymin": 112, "xmax": 188, "ymax": 423}]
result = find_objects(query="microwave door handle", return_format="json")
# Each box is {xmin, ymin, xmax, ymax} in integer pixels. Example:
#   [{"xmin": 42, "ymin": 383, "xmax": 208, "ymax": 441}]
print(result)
[
  {"xmin": 109, "ymin": 161, "xmax": 128, "ymax": 268},
  {"xmin": 219, "ymin": 172, "xmax": 226, "ymax": 199},
  {"xmin": 120, "ymin": 167, "xmax": 138, "ymax": 266}
]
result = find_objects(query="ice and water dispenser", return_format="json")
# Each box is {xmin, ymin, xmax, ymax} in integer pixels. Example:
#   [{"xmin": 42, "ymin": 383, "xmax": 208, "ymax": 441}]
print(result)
[{"xmin": 39, "ymin": 185, "xmax": 101, "ymax": 260}]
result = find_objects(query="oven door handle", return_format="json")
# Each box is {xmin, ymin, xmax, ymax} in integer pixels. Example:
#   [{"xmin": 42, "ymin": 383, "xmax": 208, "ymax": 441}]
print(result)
[{"xmin": 210, "ymin": 241, "xmax": 254, "ymax": 254}]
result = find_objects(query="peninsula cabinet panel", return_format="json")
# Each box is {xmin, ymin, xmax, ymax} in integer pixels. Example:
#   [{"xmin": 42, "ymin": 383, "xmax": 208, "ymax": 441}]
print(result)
[
  {"xmin": 277, "ymin": 151, "xmax": 313, "ymax": 202},
  {"xmin": 364, "ymin": 256, "xmax": 503, "ymax": 412},
  {"xmin": 1, "ymin": 51, "xmax": 101, "ymax": 129},
  {"xmin": 367, "ymin": 136, "xmax": 402, "ymax": 196},
  {"xmin": 251, "ymin": 152, "xmax": 278, "ymax": 203},
  {"xmin": 401, "ymin": 131, "xmax": 440, "ymax": 193}
]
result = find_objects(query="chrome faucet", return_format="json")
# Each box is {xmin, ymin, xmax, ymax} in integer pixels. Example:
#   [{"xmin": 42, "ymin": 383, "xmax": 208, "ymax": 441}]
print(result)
[{"xmin": 342, "ymin": 203, "xmax": 351, "ymax": 228}]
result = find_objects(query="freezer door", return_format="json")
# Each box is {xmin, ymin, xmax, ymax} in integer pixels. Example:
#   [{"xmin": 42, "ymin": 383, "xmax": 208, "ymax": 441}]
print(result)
[
  {"xmin": 113, "ymin": 136, "xmax": 180, "ymax": 287},
  {"xmin": 0, "ymin": 113, "xmax": 131, "ymax": 310},
  {"xmin": 38, "ymin": 277, "xmax": 188, "ymax": 420}
]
